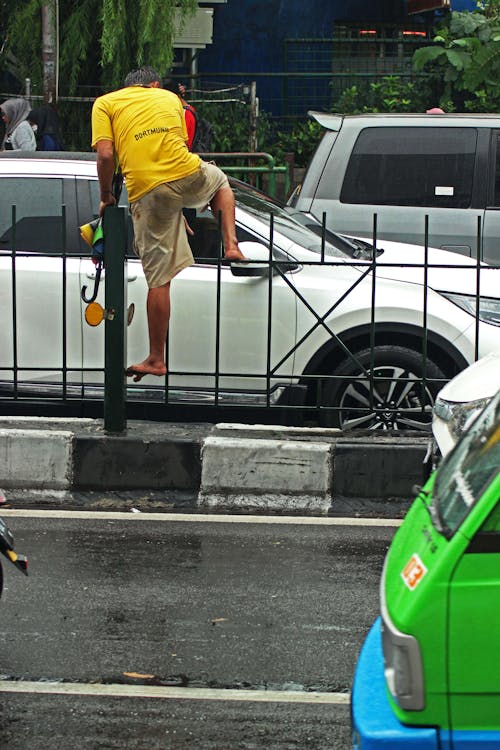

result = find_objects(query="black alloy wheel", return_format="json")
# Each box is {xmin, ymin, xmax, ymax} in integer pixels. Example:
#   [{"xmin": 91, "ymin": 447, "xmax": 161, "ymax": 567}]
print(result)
[{"xmin": 319, "ymin": 345, "xmax": 445, "ymax": 431}]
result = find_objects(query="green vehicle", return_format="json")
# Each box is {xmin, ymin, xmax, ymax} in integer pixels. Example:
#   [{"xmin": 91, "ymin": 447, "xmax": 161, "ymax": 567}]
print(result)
[{"xmin": 351, "ymin": 388, "xmax": 500, "ymax": 749}]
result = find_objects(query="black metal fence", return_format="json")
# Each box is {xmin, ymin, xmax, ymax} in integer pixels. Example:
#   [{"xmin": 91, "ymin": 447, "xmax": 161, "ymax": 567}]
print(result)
[{"xmin": 0, "ymin": 204, "xmax": 493, "ymax": 432}]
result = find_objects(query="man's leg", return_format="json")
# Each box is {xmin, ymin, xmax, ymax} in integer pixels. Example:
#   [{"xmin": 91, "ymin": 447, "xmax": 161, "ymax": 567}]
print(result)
[
  {"xmin": 127, "ymin": 183, "xmax": 193, "ymax": 382},
  {"xmin": 209, "ymin": 186, "xmax": 247, "ymax": 261},
  {"xmin": 126, "ymin": 282, "xmax": 170, "ymax": 381}
]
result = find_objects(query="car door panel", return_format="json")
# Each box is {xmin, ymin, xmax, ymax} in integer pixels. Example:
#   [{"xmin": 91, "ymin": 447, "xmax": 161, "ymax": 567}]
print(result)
[
  {"xmin": 1, "ymin": 255, "xmax": 83, "ymax": 384},
  {"xmin": 168, "ymin": 262, "xmax": 297, "ymax": 392},
  {"xmin": 80, "ymin": 257, "xmax": 297, "ymax": 396},
  {"xmin": 0, "ymin": 175, "xmax": 83, "ymax": 390},
  {"xmin": 79, "ymin": 184, "xmax": 298, "ymax": 396}
]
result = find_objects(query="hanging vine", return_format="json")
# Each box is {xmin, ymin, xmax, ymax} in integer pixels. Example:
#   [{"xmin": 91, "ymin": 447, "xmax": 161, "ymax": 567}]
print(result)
[
  {"xmin": 59, "ymin": 0, "xmax": 96, "ymax": 94},
  {"xmin": 2, "ymin": 0, "xmax": 42, "ymax": 91},
  {"xmin": 100, "ymin": 0, "xmax": 197, "ymax": 87},
  {"xmin": 2, "ymin": 0, "xmax": 198, "ymax": 96}
]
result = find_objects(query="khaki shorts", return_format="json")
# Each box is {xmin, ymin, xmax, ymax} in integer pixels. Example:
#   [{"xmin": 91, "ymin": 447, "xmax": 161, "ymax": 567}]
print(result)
[{"xmin": 130, "ymin": 162, "xmax": 230, "ymax": 288}]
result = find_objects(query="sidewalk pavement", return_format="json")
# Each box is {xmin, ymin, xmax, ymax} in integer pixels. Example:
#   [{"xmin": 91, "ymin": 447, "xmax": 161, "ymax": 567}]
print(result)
[{"xmin": 0, "ymin": 417, "xmax": 430, "ymax": 517}]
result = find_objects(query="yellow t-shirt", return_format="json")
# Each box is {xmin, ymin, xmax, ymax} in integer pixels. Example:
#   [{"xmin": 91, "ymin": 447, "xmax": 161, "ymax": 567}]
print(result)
[{"xmin": 91, "ymin": 86, "xmax": 201, "ymax": 203}]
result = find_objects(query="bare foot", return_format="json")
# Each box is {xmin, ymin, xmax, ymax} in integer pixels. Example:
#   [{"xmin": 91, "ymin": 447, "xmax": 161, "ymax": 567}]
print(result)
[
  {"xmin": 224, "ymin": 245, "xmax": 248, "ymax": 262},
  {"xmin": 125, "ymin": 359, "xmax": 167, "ymax": 382}
]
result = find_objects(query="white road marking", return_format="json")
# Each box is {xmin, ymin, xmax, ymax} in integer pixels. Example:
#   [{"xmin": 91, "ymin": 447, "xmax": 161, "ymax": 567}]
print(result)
[
  {"xmin": 0, "ymin": 509, "xmax": 402, "ymax": 526},
  {"xmin": 0, "ymin": 679, "xmax": 350, "ymax": 705}
]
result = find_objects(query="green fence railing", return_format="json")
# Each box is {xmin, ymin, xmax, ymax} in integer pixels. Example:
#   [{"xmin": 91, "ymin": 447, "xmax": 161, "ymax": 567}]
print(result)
[{"xmin": 200, "ymin": 152, "xmax": 290, "ymax": 200}]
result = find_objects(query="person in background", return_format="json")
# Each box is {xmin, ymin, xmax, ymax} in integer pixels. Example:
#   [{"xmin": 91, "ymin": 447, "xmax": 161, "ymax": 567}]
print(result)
[
  {"xmin": 163, "ymin": 79, "xmax": 197, "ymax": 150},
  {"xmin": 163, "ymin": 78, "xmax": 198, "ymax": 228},
  {"xmin": 28, "ymin": 104, "xmax": 64, "ymax": 150},
  {"xmin": 1, "ymin": 98, "xmax": 36, "ymax": 151}
]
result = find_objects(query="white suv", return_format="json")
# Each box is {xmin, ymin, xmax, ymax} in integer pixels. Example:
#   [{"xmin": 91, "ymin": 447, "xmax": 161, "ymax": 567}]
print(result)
[{"xmin": 2, "ymin": 151, "xmax": 500, "ymax": 430}]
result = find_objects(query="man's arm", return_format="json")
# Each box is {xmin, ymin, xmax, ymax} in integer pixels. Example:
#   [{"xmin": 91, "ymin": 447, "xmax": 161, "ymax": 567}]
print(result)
[{"xmin": 95, "ymin": 139, "xmax": 116, "ymax": 216}]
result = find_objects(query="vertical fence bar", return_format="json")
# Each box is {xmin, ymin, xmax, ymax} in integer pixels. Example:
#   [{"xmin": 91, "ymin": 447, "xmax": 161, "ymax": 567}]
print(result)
[
  {"xmin": 215, "ymin": 211, "xmax": 223, "ymax": 407},
  {"xmin": 369, "ymin": 213, "xmax": 377, "ymax": 413},
  {"xmin": 61, "ymin": 205, "xmax": 67, "ymax": 400},
  {"xmin": 164, "ymin": 329, "xmax": 170, "ymax": 404},
  {"xmin": 11, "ymin": 206, "xmax": 18, "ymax": 398},
  {"xmin": 475, "ymin": 215, "xmax": 481, "ymax": 362},
  {"xmin": 266, "ymin": 215, "xmax": 274, "ymax": 407},
  {"xmin": 316, "ymin": 211, "xmax": 328, "ymax": 414},
  {"xmin": 320, "ymin": 211, "xmax": 326, "ymax": 264},
  {"xmin": 103, "ymin": 206, "xmax": 127, "ymax": 433},
  {"xmin": 317, "ymin": 212, "xmax": 327, "ymax": 418},
  {"xmin": 422, "ymin": 215, "xmax": 429, "ymax": 410}
]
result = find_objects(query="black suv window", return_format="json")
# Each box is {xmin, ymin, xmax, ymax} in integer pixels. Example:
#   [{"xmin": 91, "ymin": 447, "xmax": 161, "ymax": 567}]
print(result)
[
  {"xmin": 88, "ymin": 178, "xmax": 259, "ymax": 264},
  {"xmin": 0, "ymin": 176, "xmax": 66, "ymax": 253},
  {"xmin": 187, "ymin": 208, "xmax": 258, "ymax": 263},
  {"xmin": 340, "ymin": 126, "xmax": 477, "ymax": 208}
]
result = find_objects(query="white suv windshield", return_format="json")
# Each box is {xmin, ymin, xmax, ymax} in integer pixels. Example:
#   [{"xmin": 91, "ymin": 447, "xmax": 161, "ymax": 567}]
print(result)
[{"xmin": 231, "ymin": 181, "xmax": 353, "ymax": 258}]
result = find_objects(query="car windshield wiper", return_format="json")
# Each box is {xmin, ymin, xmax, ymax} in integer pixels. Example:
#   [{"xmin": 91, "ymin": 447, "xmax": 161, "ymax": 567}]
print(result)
[
  {"xmin": 412, "ymin": 485, "xmax": 435, "ymax": 525},
  {"xmin": 412, "ymin": 484, "xmax": 450, "ymax": 538}
]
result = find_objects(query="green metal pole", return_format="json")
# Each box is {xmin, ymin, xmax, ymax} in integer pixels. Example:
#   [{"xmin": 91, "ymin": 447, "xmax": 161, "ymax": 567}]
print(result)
[{"xmin": 103, "ymin": 206, "xmax": 127, "ymax": 433}]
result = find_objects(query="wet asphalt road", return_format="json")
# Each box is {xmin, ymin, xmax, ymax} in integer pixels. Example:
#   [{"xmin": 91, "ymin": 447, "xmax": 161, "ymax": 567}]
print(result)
[{"xmin": 0, "ymin": 512, "xmax": 397, "ymax": 749}]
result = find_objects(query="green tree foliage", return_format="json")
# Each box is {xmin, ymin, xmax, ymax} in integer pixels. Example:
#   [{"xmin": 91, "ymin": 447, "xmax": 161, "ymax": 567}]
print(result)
[
  {"xmin": 333, "ymin": 76, "xmax": 432, "ymax": 114},
  {"xmin": 100, "ymin": 0, "xmax": 196, "ymax": 88},
  {"xmin": 2, "ymin": 0, "xmax": 43, "ymax": 91},
  {"xmin": 60, "ymin": 0, "xmax": 96, "ymax": 95},
  {"xmin": 199, "ymin": 101, "xmax": 274, "ymax": 154},
  {"xmin": 273, "ymin": 119, "xmax": 322, "ymax": 167},
  {"xmin": 2, "ymin": 0, "xmax": 197, "ymax": 96},
  {"xmin": 412, "ymin": 0, "xmax": 500, "ymax": 111}
]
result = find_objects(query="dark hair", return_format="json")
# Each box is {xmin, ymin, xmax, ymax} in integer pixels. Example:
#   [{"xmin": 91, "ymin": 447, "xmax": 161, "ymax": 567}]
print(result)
[
  {"xmin": 124, "ymin": 67, "xmax": 161, "ymax": 87},
  {"xmin": 163, "ymin": 78, "xmax": 180, "ymax": 94}
]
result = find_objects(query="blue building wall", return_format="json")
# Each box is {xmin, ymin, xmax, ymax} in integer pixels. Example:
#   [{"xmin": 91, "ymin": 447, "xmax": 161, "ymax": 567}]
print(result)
[
  {"xmin": 193, "ymin": 0, "xmax": 476, "ymax": 116},
  {"xmin": 198, "ymin": 1, "xmax": 408, "ymax": 74}
]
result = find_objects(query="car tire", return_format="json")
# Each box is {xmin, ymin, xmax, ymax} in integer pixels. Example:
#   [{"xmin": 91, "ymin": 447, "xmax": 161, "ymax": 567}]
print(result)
[{"xmin": 319, "ymin": 345, "xmax": 445, "ymax": 430}]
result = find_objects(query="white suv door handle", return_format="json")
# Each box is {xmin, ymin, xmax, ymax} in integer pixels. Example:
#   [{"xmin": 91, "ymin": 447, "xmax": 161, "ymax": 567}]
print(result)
[{"xmin": 86, "ymin": 270, "xmax": 137, "ymax": 282}]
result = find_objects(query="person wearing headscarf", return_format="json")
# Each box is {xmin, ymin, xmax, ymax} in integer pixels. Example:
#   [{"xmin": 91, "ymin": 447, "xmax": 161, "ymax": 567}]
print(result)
[
  {"xmin": 1, "ymin": 98, "xmax": 36, "ymax": 151},
  {"xmin": 28, "ymin": 105, "xmax": 64, "ymax": 151}
]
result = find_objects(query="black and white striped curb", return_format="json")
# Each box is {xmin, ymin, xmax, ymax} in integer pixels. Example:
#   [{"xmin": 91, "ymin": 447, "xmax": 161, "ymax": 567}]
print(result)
[{"xmin": 0, "ymin": 418, "xmax": 429, "ymax": 514}]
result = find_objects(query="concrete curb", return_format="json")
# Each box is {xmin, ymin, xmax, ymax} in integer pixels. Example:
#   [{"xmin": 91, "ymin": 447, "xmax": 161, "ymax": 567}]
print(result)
[
  {"xmin": 0, "ymin": 427, "xmax": 73, "ymax": 490},
  {"xmin": 0, "ymin": 417, "xmax": 430, "ymax": 514},
  {"xmin": 199, "ymin": 436, "xmax": 333, "ymax": 514}
]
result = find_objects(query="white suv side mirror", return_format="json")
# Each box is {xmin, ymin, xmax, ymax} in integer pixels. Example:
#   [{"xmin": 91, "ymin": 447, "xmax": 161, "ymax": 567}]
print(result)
[{"xmin": 231, "ymin": 241, "xmax": 272, "ymax": 277}]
